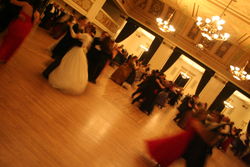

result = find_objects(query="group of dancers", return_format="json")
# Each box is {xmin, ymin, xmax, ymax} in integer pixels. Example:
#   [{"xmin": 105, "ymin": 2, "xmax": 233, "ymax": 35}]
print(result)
[
  {"xmin": 42, "ymin": 15, "xmax": 113, "ymax": 94},
  {"xmin": 145, "ymin": 89, "xmax": 249, "ymax": 166},
  {"xmin": 130, "ymin": 70, "xmax": 183, "ymax": 115},
  {"xmin": 39, "ymin": 1, "xmax": 64, "ymax": 30},
  {"xmin": 1, "ymin": 1, "xmax": 249, "ymax": 167},
  {"xmin": 39, "ymin": 1, "xmax": 73, "ymax": 39}
]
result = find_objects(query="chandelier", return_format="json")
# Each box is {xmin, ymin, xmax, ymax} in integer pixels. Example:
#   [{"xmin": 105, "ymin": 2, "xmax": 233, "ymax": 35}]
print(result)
[
  {"xmin": 156, "ymin": 12, "xmax": 175, "ymax": 33},
  {"xmin": 223, "ymin": 100, "xmax": 234, "ymax": 109},
  {"xmin": 230, "ymin": 61, "xmax": 250, "ymax": 81},
  {"xmin": 196, "ymin": 0, "xmax": 235, "ymax": 41},
  {"xmin": 180, "ymin": 72, "xmax": 190, "ymax": 79}
]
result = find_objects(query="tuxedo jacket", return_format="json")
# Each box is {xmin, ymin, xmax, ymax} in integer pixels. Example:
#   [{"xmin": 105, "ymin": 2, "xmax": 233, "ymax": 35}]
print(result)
[{"xmin": 52, "ymin": 24, "xmax": 83, "ymax": 59}]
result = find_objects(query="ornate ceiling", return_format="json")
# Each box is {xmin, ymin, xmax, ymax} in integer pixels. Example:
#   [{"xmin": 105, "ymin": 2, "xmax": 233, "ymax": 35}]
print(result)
[
  {"xmin": 115, "ymin": 0, "xmax": 250, "ymax": 93},
  {"xmin": 162, "ymin": 0, "xmax": 250, "ymax": 51}
]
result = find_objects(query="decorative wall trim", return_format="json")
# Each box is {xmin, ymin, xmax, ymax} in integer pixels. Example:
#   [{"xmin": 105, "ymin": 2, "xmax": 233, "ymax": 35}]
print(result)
[
  {"xmin": 95, "ymin": 10, "xmax": 120, "ymax": 33},
  {"xmin": 148, "ymin": 0, "xmax": 164, "ymax": 17},
  {"xmin": 114, "ymin": 0, "xmax": 250, "ymax": 93},
  {"xmin": 187, "ymin": 22, "xmax": 200, "ymax": 40},
  {"xmin": 63, "ymin": 0, "xmax": 88, "ymax": 15},
  {"xmin": 215, "ymin": 41, "xmax": 232, "ymax": 58},
  {"xmin": 208, "ymin": 0, "xmax": 250, "ymax": 24},
  {"xmin": 72, "ymin": 0, "xmax": 93, "ymax": 12}
]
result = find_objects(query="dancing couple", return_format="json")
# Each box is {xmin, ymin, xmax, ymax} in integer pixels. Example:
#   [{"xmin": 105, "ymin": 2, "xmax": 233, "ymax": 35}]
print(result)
[{"xmin": 43, "ymin": 16, "xmax": 96, "ymax": 95}]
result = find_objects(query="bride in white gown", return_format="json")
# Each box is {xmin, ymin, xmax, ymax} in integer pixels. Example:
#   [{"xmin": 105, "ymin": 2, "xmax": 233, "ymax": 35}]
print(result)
[{"xmin": 48, "ymin": 23, "xmax": 94, "ymax": 95}]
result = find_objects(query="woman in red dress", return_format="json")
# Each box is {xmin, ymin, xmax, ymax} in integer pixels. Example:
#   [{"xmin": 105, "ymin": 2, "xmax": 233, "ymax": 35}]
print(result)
[
  {"xmin": 146, "ymin": 110, "xmax": 217, "ymax": 167},
  {"xmin": 0, "ymin": 0, "xmax": 40, "ymax": 63}
]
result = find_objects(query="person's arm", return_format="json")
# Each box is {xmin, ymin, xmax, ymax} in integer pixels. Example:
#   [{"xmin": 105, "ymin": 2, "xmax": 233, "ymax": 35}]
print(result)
[
  {"xmin": 156, "ymin": 78, "xmax": 165, "ymax": 89},
  {"xmin": 10, "ymin": 0, "xmax": 27, "ymax": 7},
  {"xmin": 191, "ymin": 119, "xmax": 219, "ymax": 146},
  {"xmin": 81, "ymin": 34, "xmax": 93, "ymax": 50},
  {"xmin": 69, "ymin": 24, "xmax": 79, "ymax": 39},
  {"xmin": 33, "ymin": 10, "xmax": 41, "ymax": 25}
]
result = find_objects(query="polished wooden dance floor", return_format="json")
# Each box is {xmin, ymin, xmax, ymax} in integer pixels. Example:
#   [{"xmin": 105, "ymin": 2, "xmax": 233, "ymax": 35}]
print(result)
[{"xmin": 0, "ymin": 28, "xmax": 247, "ymax": 167}]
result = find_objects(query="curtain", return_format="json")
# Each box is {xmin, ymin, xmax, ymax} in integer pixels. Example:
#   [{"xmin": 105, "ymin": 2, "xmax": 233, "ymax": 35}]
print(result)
[
  {"xmin": 140, "ymin": 36, "xmax": 163, "ymax": 65},
  {"xmin": 209, "ymin": 82, "xmax": 237, "ymax": 112},
  {"xmin": 195, "ymin": 69, "xmax": 215, "ymax": 96},
  {"xmin": 160, "ymin": 47, "xmax": 182, "ymax": 72},
  {"xmin": 115, "ymin": 19, "xmax": 138, "ymax": 43}
]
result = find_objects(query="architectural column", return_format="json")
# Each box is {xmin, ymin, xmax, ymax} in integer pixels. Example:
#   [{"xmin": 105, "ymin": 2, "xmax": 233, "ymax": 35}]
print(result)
[
  {"xmin": 140, "ymin": 36, "xmax": 163, "ymax": 65},
  {"xmin": 199, "ymin": 75, "xmax": 226, "ymax": 108},
  {"xmin": 149, "ymin": 41, "xmax": 174, "ymax": 70},
  {"xmin": 113, "ymin": 20, "xmax": 127, "ymax": 39},
  {"xmin": 86, "ymin": 0, "xmax": 106, "ymax": 21}
]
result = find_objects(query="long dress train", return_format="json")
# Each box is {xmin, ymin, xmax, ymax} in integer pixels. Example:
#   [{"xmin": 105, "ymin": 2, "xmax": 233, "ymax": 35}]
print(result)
[
  {"xmin": 146, "ymin": 130, "xmax": 195, "ymax": 167},
  {"xmin": 48, "ymin": 33, "xmax": 92, "ymax": 95}
]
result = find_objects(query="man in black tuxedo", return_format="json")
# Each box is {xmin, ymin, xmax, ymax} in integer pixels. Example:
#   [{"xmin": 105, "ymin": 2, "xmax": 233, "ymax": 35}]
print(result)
[
  {"xmin": 39, "ymin": 2, "xmax": 55, "ymax": 28},
  {"xmin": 87, "ymin": 31, "xmax": 110, "ymax": 83},
  {"xmin": 42, "ymin": 16, "xmax": 88, "ymax": 79}
]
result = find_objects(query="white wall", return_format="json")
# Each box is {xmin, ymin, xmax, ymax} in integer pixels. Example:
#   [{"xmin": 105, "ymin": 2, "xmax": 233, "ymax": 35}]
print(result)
[
  {"xmin": 222, "ymin": 92, "xmax": 250, "ymax": 133},
  {"xmin": 199, "ymin": 75, "xmax": 226, "ymax": 107},
  {"xmin": 119, "ymin": 28, "xmax": 154, "ymax": 58},
  {"xmin": 149, "ymin": 42, "xmax": 173, "ymax": 70},
  {"xmin": 163, "ymin": 55, "xmax": 205, "ymax": 95}
]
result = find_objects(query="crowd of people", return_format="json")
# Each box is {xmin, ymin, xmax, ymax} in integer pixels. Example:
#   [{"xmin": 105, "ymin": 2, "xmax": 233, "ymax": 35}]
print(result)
[
  {"xmin": 0, "ymin": 1, "xmax": 249, "ymax": 167},
  {"xmin": 39, "ymin": 1, "xmax": 75, "ymax": 39},
  {"xmin": 146, "ymin": 93, "xmax": 250, "ymax": 166}
]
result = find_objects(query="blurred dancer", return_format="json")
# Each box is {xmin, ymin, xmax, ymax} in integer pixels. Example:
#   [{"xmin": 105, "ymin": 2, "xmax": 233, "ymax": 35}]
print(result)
[{"xmin": 0, "ymin": 0, "xmax": 40, "ymax": 63}]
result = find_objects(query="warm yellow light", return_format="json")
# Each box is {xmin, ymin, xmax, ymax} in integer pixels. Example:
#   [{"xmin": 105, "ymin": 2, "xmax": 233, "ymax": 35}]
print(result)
[
  {"xmin": 197, "ymin": 16, "xmax": 202, "ymax": 21},
  {"xmin": 196, "ymin": 22, "xmax": 202, "ymax": 26},
  {"xmin": 140, "ymin": 45, "xmax": 149, "ymax": 51},
  {"xmin": 196, "ymin": 15, "xmax": 229, "ymax": 41},
  {"xmin": 213, "ymin": 34, "xmax": 219, "ymax": 39},
  {"xmin": 217, "ymin": 25, "xmax": 223, "ymax": 30},
  {"xmin": 156, "ymin": 18, "xmax": 162, "ymax": 23},
  {"xmin": 224, "ymin": 33, "xmax": 230, "ymax": 39},
  {"xmin": 212, "ymin": 16, "xmax": 220, "ymax": 21},
  {"xmin": 218, "ymin": 19, "xmax": 225, "ymax": 25},
  {"xmin": 205, "ymin": 18, "xmax": 211, "ymax": 23}
]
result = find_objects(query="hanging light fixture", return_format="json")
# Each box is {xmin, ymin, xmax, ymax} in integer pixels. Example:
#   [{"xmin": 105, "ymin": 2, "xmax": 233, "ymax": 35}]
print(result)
[
  {"xmin": 156, "ymin": 11, "xmax": 176, "ymax": 33},
  {"xmin": 223, "ymin": 100, "xmax": 234, "ymax": 109},
  {"xmin": 230, "ymin": 60, "xmax": 250, "ymax": 81},
  {"xmin": 180, "ymin": 72, "xmax": 190, "ymax": 79},
  {"xmin": 196, "ymin": 0, "xmax": 236, "ymax": 41}
]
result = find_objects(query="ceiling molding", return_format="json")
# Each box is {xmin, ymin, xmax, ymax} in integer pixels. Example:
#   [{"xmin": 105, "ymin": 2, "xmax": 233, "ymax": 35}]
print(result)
[
  {"xmin": 114, "ymin": 0, "xmax": 250, "ymax": 93},
  {"xmin": 207, "ymin": 0, "xmax": 250, "ymax": 24}
]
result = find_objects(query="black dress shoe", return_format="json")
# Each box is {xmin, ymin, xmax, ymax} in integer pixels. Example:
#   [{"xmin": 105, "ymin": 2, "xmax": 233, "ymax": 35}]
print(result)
[
  {"xmin": 89, "ymin": 80, "xmax": 96, "ymax": 84},
  {"xmin": 42, "ymin": 71, "xmax": 48, "ymax": 79}
]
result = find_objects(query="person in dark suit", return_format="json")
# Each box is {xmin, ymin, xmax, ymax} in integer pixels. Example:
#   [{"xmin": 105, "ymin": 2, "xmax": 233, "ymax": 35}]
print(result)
[
  {"xmin": 87, "ymin": 31, "xmax": 110, "ymax": 83},
  {"xmin": 42, "ymin": 16, "xmax": 88, "ymax": 79},
  {"xmin": 39, "ymin": 2, "xmax": 55, "ymax": 28}
]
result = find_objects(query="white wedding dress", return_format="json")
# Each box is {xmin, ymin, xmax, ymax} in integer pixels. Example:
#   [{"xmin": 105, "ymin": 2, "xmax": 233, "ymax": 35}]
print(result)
[{"xmin": 48, "ymin": 33, "xmax": 93, "ymax": 95}]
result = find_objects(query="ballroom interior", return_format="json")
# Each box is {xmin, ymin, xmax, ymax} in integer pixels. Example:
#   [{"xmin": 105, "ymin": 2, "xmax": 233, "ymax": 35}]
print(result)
[{"xmin": 0, "ymin": 0, "xmax": 250, "ymax": 167}]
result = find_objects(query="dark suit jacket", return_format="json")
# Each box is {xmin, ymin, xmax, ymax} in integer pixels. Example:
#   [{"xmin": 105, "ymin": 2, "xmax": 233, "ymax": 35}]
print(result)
[{"xmin": 52, "ymin": 24, "xmax": 83, "ymax": 59}]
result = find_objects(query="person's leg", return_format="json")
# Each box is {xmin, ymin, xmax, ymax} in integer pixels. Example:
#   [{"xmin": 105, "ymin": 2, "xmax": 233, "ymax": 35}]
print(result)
[
  {"xmin": 91, "ymin": 60, "xmax": 106, "ymax": 82},
  {"xmin": 42, "ymin": 59, "xmax": 61, "ymax": 79},
  {"xmin": 132, "ymin": 94, "xmax": 144, "ymax": 104},
  {"xmin": 132, "ymin": 88, "xmax": 142, "ymax": 98},
  {"xmin": 185, "ymin": 136, "xmax": 208, "ymax": 167}
]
